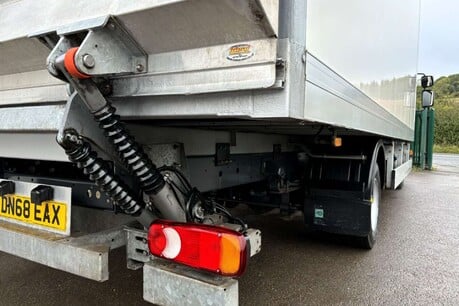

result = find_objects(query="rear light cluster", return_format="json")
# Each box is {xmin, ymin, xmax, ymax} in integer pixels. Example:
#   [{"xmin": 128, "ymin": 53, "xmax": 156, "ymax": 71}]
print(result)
[{"xmin": 148, "ymin": 220, "xmax": 248, "ymax": 276}]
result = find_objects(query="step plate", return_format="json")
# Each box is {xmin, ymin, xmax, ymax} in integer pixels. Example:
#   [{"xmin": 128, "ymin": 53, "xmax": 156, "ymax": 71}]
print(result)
[
  {"xmin": 0, "ymin": 220, "xmax": 126, "ymax": 281},
  {"xmin": 144, "ymin": 260, "xmax": 238, "ymax": 306}
]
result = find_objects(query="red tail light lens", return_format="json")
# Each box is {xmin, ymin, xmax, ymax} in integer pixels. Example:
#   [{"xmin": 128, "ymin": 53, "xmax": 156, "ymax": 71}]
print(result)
[{"xmin": 148, "ymin": 220, "xmax": 248, "ymax": 276}]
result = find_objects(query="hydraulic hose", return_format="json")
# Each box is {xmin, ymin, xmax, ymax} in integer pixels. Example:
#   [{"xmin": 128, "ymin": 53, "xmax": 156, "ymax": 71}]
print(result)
[
  {"xmin": 53, "ymin": 48, "xmax": 187, "ymax": 222},
  {"xmin": 92, "ymin": 103, "xmax": 186, "ymax": 221},
  {"xmin": 93, "ymin": 104, "xmax": 165, "ymax": 195},
  {"xmin": 60, "ymin": 131, "xmax": 144, "ymax": 216}
]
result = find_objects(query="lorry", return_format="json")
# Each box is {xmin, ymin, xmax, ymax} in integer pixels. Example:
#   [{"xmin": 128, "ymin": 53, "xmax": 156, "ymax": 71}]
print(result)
[{"xmin": 0, "ymin": 0, "xmax": 423, "ymax": 304}]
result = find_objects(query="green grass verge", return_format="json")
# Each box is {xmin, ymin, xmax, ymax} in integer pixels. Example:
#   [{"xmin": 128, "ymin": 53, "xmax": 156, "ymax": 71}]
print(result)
[{"xmin": 433, "ymin": 144, "xmax": 459, "ymax": 154}]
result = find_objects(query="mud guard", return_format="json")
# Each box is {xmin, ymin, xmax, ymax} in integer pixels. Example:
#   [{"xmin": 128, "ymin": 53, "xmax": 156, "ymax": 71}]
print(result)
[{"xmin": 304, "ymin": 138, "xmax": 385, "ymax": 237}]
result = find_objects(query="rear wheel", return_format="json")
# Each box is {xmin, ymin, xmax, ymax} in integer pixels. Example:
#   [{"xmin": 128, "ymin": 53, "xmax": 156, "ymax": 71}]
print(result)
[{"xmin": 357, "ymin": 164, "xmax": 381, "ymax": 249}]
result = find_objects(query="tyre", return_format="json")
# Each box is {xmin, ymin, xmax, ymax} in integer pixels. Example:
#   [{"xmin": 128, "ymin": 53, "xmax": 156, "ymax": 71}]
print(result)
[
  {"xmin": 357, "ymin": 164, "xmax": 381, "ymax": 249},
  {"xmin": 396, "ymin": 181, "xmax": 404, "ymax": 190}
]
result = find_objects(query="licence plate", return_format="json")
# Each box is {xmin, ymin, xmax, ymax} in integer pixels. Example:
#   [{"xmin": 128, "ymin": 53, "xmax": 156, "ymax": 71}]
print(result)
[
  {"xmin": 0, "ymin": 179, "xmax": 71, "ymax": 235},
  {"xmin": 0, "ymin": 195, "xmax": 67, "ymax": 231}
]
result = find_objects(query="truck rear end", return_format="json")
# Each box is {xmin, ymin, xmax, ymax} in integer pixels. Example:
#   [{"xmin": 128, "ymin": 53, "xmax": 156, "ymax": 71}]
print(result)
[{"xmin": 0, "ymin": 1, "xmax": 421, "ymax": 304}]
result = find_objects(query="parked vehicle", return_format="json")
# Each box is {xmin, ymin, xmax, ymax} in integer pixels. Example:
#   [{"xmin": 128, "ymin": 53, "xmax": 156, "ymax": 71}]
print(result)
[{"xmin": 0, "ymin": 1, "xmax": 423, "ymax": 304}]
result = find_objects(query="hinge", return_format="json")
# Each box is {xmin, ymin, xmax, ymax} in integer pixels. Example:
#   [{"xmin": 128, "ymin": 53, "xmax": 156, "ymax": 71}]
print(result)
[{"xmin": 32, "ymin": 15, "xmax": 147, "ymax": 78}]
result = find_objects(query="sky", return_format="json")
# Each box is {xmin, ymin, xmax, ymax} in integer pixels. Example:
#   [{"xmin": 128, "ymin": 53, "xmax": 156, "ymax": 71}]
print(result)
[{"xmin": 418, "ymin": 0, "xmax": 459, "ymax": 78}]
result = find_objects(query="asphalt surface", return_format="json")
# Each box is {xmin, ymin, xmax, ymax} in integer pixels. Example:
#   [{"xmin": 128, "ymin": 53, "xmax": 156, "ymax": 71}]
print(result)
[
  {"xmin": 0, "ymin": 154, "xmax": 458, "ymax": 305},
  {"xmin": 432, "ymin": 153, "xmax": 459, "ymax": 171}
]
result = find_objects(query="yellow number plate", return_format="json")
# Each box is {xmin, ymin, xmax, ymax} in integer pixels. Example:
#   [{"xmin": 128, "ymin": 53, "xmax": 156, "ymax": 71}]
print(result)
[{"xmin": 0, "ymin": 194, "xmax": 67, "ymax": 232}]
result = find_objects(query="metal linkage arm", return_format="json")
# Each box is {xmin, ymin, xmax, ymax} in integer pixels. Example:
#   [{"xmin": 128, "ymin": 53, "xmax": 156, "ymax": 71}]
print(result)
[{"xmin": 44, "ymin": 21, "xmax": 186, "ymax": 223}]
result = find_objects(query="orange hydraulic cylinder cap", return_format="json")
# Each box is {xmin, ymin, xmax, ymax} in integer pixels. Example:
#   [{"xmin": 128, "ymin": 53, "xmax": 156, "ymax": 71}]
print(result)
[{"xmin": 64, "ymin": 47, "xmax": 91, "ymax": 79}]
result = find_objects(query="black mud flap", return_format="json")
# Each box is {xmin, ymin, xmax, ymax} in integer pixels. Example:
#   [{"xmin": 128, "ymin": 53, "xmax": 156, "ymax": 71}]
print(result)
[{"xmin": 304, "ymin": 189, "xmax": 371, "ymax": 237}]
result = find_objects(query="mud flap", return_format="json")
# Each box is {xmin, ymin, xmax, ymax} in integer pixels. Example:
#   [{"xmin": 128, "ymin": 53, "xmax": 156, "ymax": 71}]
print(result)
[{"xmin": 304, "ymin": 189, "xmax": 371, "ymax": 237}]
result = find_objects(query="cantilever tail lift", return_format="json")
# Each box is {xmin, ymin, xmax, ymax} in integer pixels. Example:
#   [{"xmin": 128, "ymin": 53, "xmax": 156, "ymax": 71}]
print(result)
[{"xmin": 36, "ymin": 16, "xmax": 258, "ymax": 276}]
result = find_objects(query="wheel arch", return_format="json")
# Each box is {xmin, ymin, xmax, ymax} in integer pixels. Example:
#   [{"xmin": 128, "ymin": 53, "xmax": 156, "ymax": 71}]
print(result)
[{"xmin": 367, "ymin": 139, "xmax": 386, "ymax": 194}]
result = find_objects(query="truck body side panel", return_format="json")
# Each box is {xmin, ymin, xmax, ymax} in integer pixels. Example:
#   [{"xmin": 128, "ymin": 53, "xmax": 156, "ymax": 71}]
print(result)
[
  {"xmin": 0, "ymin": 0, "xmax": 421, "ymax": 163},
  {"xmin": 305, "ymin": 0, "xmax": 420, "ymax": 132}
]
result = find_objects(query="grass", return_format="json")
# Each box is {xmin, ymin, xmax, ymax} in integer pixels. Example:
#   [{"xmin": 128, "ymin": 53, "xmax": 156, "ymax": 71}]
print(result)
[{"xmin": 433, "ymin": 144, "xmax": 459, "ymax": 154}]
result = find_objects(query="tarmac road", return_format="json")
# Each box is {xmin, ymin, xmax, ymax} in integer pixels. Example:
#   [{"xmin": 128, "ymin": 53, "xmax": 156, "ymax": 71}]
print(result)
[
  {"xmin": 0, "ymin": 155, "xmax": 458, "ymax": 305},
  {"xmin": 433, "ymin": 153, "xmax": 459, "ymax": 171}
]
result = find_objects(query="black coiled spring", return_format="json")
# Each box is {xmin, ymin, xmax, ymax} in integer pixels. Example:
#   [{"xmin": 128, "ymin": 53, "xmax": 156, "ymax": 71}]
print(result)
[
  {"xmin": 60, "ymin": 132, "xmax": 144, "ymax": 216},
  {"xmin": 93, "ymin": 104, "xmax": 165, "ymax": 195}
]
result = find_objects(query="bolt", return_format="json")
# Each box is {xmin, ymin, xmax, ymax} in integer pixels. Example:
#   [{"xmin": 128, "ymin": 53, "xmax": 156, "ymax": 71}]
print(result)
[
  {"xmin": 66, "ymin": 134, "xmax": 79, "ymax": 143},
  {"xmin": 136, "ymin": 63, "xmax": 144, "ymax": 72},
  {"xmin": 108, "ymin": 23, "xmax": 116, "ymax": 30},
  {"xmin": 82, "ymin": 54, "xmax": 95, "ymax": 68}
]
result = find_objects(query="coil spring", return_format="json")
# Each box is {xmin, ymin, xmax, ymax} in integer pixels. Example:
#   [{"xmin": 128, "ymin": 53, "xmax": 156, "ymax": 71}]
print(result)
[
  {"xmin": 93, "ymin": 104, "xmax": 165, "ymax": 195},
  {"xmin": 61, "ymin": 132, "xmax": 143, "ymax": 215}
]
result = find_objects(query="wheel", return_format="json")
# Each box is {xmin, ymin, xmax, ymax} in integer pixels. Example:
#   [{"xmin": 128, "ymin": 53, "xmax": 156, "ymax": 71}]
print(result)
[
  {"xmin": 357, "ymin": 164, "xmax": 381, "ymax": 249},
  {"xmin": 396, "ymin": 181, "xmax": 404, "ymax": 190}
]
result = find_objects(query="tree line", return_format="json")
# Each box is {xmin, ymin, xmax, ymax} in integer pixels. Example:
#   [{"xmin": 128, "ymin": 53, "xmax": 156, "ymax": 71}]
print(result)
[{"xmin": 419, "ymin": 74, "xmax": 459, "ymax": 149}]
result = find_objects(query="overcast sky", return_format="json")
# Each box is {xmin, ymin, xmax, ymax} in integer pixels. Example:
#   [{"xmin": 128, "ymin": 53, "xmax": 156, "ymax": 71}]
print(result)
[{"xmin": 419, "ymin": 0, "xmax": 459, "ymax": 77}]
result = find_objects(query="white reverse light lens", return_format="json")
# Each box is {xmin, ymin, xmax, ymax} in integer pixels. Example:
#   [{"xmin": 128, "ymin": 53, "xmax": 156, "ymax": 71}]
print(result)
[{"xmin": 162, "ymin": 227, "xmax": 181, "ymax": 259}]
